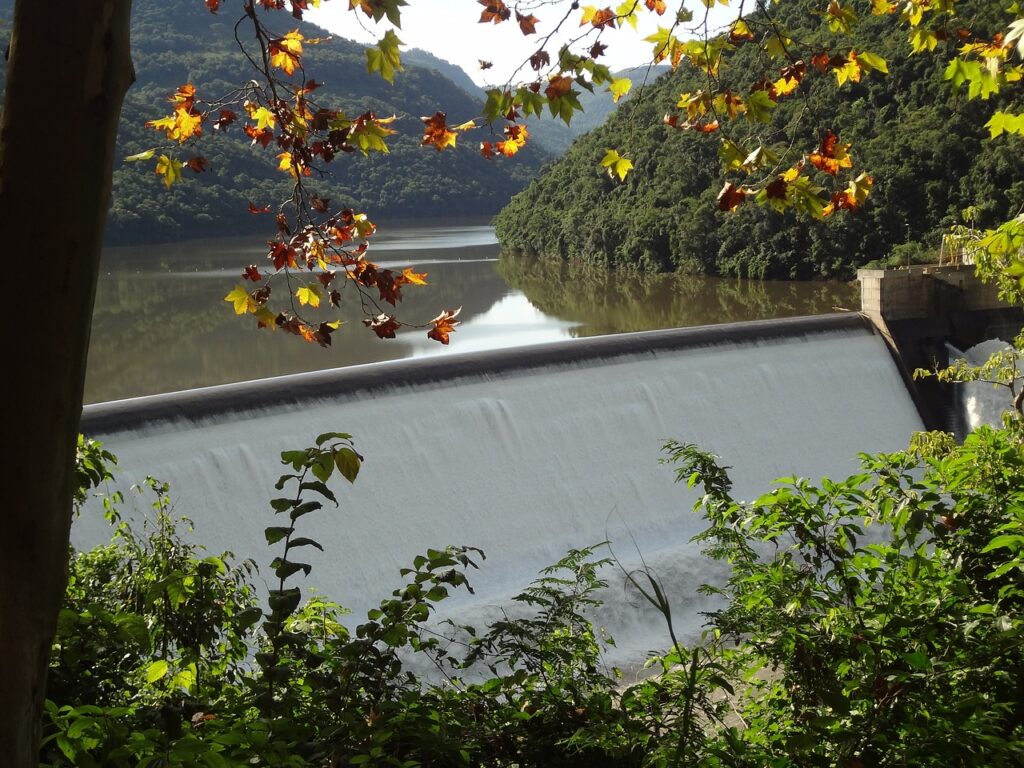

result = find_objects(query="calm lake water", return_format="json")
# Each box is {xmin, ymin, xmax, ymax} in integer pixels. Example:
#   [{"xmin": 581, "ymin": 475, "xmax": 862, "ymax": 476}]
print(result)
[{"xmin": 86, "ymin": 222, "xmax": 860, "ymax": 403}]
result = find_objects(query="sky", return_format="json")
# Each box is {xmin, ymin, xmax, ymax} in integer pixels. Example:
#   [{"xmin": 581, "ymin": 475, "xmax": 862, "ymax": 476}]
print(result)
[{"xmin": 306, "ymin": 0, "xmax": 738, "ymax": 87}]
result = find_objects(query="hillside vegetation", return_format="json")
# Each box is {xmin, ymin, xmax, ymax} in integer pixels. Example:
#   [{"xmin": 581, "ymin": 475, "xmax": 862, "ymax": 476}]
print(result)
[
  {"xmin": 493, "ymin": 0, "xmax": 1024, "ymax": 279},
  {"xmin": 98, "ymin": 0, "xmax": 549, "ymax": 244}
]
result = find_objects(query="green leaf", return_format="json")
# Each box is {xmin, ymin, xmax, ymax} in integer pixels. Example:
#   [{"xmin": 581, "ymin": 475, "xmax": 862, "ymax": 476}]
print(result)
[
  {"xmin": 265, "ymin": 526, "xmax": 292, "ymax": 545},
  {"xmin": 366, "ymin": 30, "xmax": 404, "ymax": 84},
  {"xmin": 125, "ymin": 148, "xmax": 156, "ymax": 162},
  {"xmin": 744, "ymin": 90, "xmax": 777, "ymax": 123},
  {"xmin": 334, "ymin": 447, "xmax": 362, "ymax": 484},
  {"xmin": 146, "ymin": 659, "xmax": 170, "ymax": 683},
  {"xmin": 311, "ymin": 453, "xmax": 334, "ymax": 483}
]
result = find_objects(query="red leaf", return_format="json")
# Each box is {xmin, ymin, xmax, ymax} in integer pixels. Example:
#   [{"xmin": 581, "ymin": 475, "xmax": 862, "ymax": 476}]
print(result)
[
  {"xmin": 243, "ymin": 264, "xmax": 262, "ymax": 281},
  {"xmin": 478, "ymin": 0, "xmax": 510, "ymax": 24},
  {"xmin": 716, "ymin": 182, "xmax": 747, "ymax": 211},
  {"xmin": 249, "ymin": 202, "xmax": 271, "ymax": 214},
  {"xmin": 427, "ymin": 307, "xmax": 461, "ymax": 345},
  {"xmin": 363, "ymin": 313, "xmax": 400, "ymax": 339}
]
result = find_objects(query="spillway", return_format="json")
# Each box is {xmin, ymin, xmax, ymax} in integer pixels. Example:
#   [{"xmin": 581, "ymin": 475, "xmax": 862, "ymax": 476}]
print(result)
[{"xmin": 78, "ymin": 313, "xmax": 923, "ymax": 667}]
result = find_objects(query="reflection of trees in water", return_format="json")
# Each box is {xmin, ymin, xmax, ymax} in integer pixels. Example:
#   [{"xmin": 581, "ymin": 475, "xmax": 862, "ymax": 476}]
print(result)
[
  {"xmin": 497, "ymin": 251, "xmax": 860, "ymax": 337},
  {"xmin": 86, "ymin": 260, "xmax": 509, "ymax": 403}
]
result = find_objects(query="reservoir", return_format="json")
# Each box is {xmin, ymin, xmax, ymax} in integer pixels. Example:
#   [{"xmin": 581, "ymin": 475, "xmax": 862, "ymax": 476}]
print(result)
[{"xmin": 87, "ymin": 221, "xmax": 859, "ymax": 403}]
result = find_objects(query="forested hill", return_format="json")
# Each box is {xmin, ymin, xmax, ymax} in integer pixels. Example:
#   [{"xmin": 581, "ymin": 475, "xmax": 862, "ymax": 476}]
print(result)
[
  {"xmin": 493, "ymin": 1, "xmax": 1024, "ymax": 279},
  {"xmin": 90, "ymin": 0, "xmax": 549, "ymax": 244}
]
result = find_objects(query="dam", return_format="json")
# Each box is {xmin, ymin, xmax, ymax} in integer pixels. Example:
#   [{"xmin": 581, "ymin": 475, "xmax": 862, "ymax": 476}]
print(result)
[{"xmin": 78, "ymin": 312, "xmax": 923, "ymax": 665}]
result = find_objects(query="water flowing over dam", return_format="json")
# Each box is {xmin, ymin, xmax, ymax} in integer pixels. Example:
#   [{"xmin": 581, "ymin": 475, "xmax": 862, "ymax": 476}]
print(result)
[{"xmin": 78, "ymin": 313, "xmax": 923, "ymax": 667}]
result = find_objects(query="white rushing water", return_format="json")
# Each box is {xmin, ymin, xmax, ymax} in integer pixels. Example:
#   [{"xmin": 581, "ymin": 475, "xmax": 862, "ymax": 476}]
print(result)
[{"xmin": 77, "ymin": 319, "xmax": 923, "ymax": 669}]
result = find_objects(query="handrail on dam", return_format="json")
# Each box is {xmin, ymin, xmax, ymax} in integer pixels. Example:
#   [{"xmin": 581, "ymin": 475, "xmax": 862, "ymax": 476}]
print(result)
[{"xmin": 81, "ymin": 312, "xmax": 874, "ymax": 435}]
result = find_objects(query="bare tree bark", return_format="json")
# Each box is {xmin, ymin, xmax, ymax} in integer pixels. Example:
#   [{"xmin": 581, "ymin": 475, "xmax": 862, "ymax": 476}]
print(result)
[{"xmin": 0, "ymin": 2, "xmax": 133, "ymax": 765}]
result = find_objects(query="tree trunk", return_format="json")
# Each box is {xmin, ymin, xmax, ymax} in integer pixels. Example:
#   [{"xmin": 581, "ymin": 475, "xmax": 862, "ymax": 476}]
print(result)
[{"xmin": 0, "ymin": 2, "xmax": 133, "ymax": 765}]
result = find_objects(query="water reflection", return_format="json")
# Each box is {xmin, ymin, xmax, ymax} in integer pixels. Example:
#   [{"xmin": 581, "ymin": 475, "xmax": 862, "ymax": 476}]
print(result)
[
  {"xmin": 86, "ymin": 225, "xmax": 860, "ymax": 403},
  {"xmin": 496, "ymin": 252, "xmax": 860, "ymax": 337}
]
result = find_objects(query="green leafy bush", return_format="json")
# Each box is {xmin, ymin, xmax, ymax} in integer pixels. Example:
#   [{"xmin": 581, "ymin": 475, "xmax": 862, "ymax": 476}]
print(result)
[{"xmin": 49, "ymin": 423, "xmax": 1024, "ymax": 766}]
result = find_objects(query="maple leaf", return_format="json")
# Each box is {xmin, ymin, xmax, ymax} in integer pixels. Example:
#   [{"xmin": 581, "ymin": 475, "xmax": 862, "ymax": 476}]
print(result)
[
  {"xmin": 364, "ymin": 313, "xmax": 400, "ymax": 339},
  {"xmin": 717, "ymin": 182, "xmax": 747, "ymax": 211},
  {"xmin": 581, "ymin": 6, "xmax": 616, "ymax": 28},
  {"xmin": 399, "ymin": 267, "xmax": 428, "ymax": 285},
  {"xmin": 268, "ymin": 241, "xmax": 299, "ymax": 270},
  {"xmin": 296, "ymin": 284, "xmax": 322, "ymax": 308},
  {"xmin": 479, "ymin": 60, "xmax": 493, "ymax": 70},
  {"xmin": 310, "ymin": 195, "xmax": 331, "ymax": 213},
  {"xmin": 214, "ymin": 109, "xmax": 237, "ymax": 131},
  {"xmin": 545, "ymin": 74, "xmax": 573, "ymax": 100},
  {"xmin": 249, "ymin": 202, "xmax": 271, "ymax": 214},
  {"xmin": 645, "ymin": 0, "xmax": 667, "ymax": 14},
  {"xmin": 427, "ymin": 307, "xmax": 461, "ymax": 345},
  {"xmin": 420, "ymin": 112, "xmax": 458, "ymax": 151},
  {"xmin": 270, "ymin": 30, "xmax": 304, "ymax": 75},
  {"xmin": 808, "ymin": 130, "xmax": 852, "ymax": 176},
  {"xmin": 243, "ymin": 265, "xmax": 262, "ymax": 281},
  {"xmin": 824, "ymin": 172, "xmax": 873, "ymax": 215},
  {"xmin": 245, "ymin": 125, "xmax": 275, "ymax": 147},
  {"xmin": 225, "ymin": 285, "xmax": 256, "ymax": 315},
  {"xmin": 478, "ymin": 0, "xmax": 510, "ymax": 24},
  {"xmin": 480, "ymin": 141, "xmax": 497, "ymax": 158},
  {"xmin": 516, "ymin": 10, "xmax": 539, "ymax": 35},
  {"xmin": 728, "ymin": 19, "xmax": 754, "ymax": 43},
  {"xmin": 185, "ymin": 156, "xmax": 209, "ymax": 173},
  {"xmin": 205, "ymin": 0, "xmax": 220, "ymax": 12},
  {"xmin": 834, "ymin": 51, "xmax": 863, "ymax": 86},
  {"xmin": 590, "ymin": 41, "xmax": 608, "ymax": 58},
  {"xmin": 530, "ymin": 50, "xmax": 551, "ymax": 71},
  {"xmin": 155, "ymin": 155, "xmax": 183, "ymax": 188},
  {"xmin": 600, "ymin": 149, "xmax": 633, "ymax": 181}
]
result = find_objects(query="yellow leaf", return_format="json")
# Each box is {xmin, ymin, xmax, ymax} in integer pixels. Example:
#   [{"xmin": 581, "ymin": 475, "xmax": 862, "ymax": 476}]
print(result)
[
  {"xmin": 296, "ymin": 284, "xmax": 322, "ymax": 308},
  {"xmin": 401, "ymin": 267, "xmax": 428, "ymax": 285},
  {"xmin": 609, "ymin": 77, "xmax": 632, "ymax": 103},
  {"xmin": 600, "ymin": 149, "xmax": 634, "ymax": 181},
  {"xmin": 225, "ymin": 285, "xmax": 255, "ymax": 315},
  {"xmin": 154, "ymin": 155, "xmax": 183, "ymax": 188}
]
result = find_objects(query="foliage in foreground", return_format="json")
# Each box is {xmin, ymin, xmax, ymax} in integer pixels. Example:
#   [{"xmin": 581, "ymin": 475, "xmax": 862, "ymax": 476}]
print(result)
[{"xmin": 50, "ymin": 423, "xmax": 1024, "ymax": 766}]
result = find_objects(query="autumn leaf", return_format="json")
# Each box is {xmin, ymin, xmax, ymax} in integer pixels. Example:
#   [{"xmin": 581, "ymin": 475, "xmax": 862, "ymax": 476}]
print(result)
[
  {"xmin": 214, "ymin": 109, "xmax": 237, "ymax": 131},
  {"xmin": 296, "ymin": 283, "xmax": 322, "ymax": 308},
  {"xmin": 516, "ymin": 10, "xmax": 539, "ymax": 35},
  {"xmin": 243, "ymin": 264, "xmax": 262, "ymax": 281},
  {"xmin": 478, "ymin": 0, "xmax": 510, "ymax": 24},
  {"xmin": 421, "ymin": 112, "xmax": 458, "ymax": 150},
  {"xmin": 364, "ymin": 313, "xmax": 400, "ymax": 339},
  {"xmin": 269, "ymin": 30, "xmax": 304, "ymax": 75},
  {"xmin": 155, "ymin": 155, "xmax": 183, "ymax": 188},
  {"xmin": 609, "ymin": 78, "xmax": 632, "ymax": 103},
  {"xmin": 399, "ymin": 267, "xmax": 428, "ymax": 285},
  {"xmin": 600, "ymin": 149, "xmax": 633, "ymax": 181},
  {"xmin": 225, "ymin": 284, "xmax": 256, "ymax": 315},
  {"xmin": 808, "ymin": 130, "xmax": 853, "ymax": 175},
  {"xmin": 581, "ymin": 6, "xmax": 616, "ymax": 28},
  {"xmin": 545, "ymin": 74, "xmax": 573, "ymax": 100},
  {"xmin": 427, "ymin": 307, "xmax": 461, "ymax": 344},
  {"xmin": 186, "ymin": 156, "xmax": 210, "ymax": 173},
  {"xmin": 717, "ymin": 182, "xmax": 747, "ymax": 211},
  {"xmin": 645, "ymin": 0, "xmax": 667, "ymax": 14},
  {"xmin": 249, "ymin": 202, "xmax": 272, "ymax": 214}
]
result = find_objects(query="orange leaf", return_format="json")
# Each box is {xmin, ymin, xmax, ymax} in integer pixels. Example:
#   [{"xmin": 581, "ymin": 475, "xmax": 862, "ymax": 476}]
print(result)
[
  {"xmin": 808, "ymin": 130, "xmax": 853, "ymax": 176},
  {"xmin": 427, "ymin": 307, "xmax": 461, "ymax": 345},
  {"xmin": 516, "ymin": 10, "xmax": 539, "ymax": 34},
  {"xmin": 478, "ymin": 0, "xmax": 510, "ymax": 24}
]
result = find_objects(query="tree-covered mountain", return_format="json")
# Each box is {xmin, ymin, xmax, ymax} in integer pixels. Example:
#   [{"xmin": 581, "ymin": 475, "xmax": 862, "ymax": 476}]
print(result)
[
  {"xmin": 493, "ymin": 1, "xmax": 1024, "ymax": 279},
  {"xmin": 90, "ymin": 0, "xmax": 552, "ymax": 244}
]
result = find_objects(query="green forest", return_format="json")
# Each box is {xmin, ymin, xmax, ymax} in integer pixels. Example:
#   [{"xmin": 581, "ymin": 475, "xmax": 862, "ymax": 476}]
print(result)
[
  {"xmin": 102, "ymin": 0, "xmax": 548, "ymax": 244},
  {"xmin": 493, "ymin": 0, "xmax": 1024, "ymax": 279}
]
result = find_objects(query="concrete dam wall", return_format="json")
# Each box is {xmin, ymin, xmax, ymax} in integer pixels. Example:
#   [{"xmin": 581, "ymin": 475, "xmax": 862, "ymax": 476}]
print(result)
[{"xmin": 78, "ymin": 313, "xmax": 923, "ymax": 665}]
